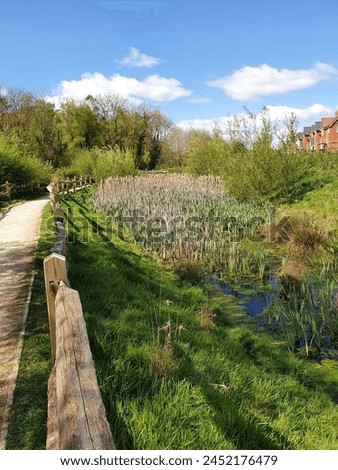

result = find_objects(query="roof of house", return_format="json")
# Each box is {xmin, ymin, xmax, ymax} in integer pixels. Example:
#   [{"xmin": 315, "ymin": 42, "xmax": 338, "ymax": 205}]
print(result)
[
  {"xmin": 311, "ymin": 123, "xmax": 321, "ymax": 132},
  {"xmin": 323, "ymin": 116, "xmax": 338, "ymax": 130},
  {"xmin": 297, "ymin": 111, "xmax": 338, "ymax": 139}
]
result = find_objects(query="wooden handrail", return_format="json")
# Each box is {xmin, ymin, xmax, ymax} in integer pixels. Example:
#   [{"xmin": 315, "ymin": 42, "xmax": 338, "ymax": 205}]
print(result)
[
  {"xmin": 44, "ymin": 176, "xmax": 114, "ymax": 450},
  {"xmin": 0, "ymin": 180, "xmax": 50, "ymax": 198},
  {"xmin": 47, "ymin": 282, "xmax": 114, "ymax": 450},
  {"xmin": 43, "ymin": 253, "xmax": 68, "ymax": 361},
  {"xmin": 0, "ymin": 181, "xmax": 11, "ymax": 197}
]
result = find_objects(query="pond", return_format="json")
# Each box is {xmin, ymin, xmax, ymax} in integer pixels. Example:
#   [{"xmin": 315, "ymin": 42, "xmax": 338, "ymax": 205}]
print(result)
[
  {"xmin": 210, "ymin": 274, "xmax": 279, "ymax": 323},
  {"xmin": 210, "ymin": 273, "xmax": 338, "ymax": 358}
]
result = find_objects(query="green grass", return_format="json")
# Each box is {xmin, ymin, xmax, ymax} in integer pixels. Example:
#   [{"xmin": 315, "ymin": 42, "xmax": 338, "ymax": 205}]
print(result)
[
  {"xmin": 59, "ymin": 189, "xmax": 338, "ymax": 450},
  {"xmin": 5, "ymin": 204, "xmax": 54, "ymax": 449},
  {"xmin": 280, "ymin": 179, "xmax": 338, "ymax": 230},
  {"xmin": 5, "ymin": 182, "xmax": 338, "ymax": 450}
]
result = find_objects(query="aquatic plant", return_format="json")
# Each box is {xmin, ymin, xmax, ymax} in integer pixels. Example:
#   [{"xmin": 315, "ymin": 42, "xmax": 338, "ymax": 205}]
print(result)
[
  {"xmin": 92, "ymin": 174, "xmax": 270, "ymax": 276},
  {"xmin": 267, "ymin": 275, "xmax": 337, "ymax": 356}
]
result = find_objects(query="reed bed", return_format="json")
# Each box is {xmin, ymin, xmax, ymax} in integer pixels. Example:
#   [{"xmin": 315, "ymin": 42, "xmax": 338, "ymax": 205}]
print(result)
[
  {"xmin": 266, "ymin": 274, "xmax": 338, "ymax": 356},
  {"xmin": 92, "ymin": 174, "xmax": 271, "ymax": 276},
  {"xmin": 92, "ymin": 175, "xmax": 337, "ymax": 356}
]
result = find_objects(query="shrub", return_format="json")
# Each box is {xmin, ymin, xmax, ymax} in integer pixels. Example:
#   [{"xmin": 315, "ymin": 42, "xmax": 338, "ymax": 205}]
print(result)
[
  {"xmin": 93, "ymin": 147, "xmax": 136, "ymax": 180},
  {"xmin": 0, "ymin": 135, "xmax": 52, "ymax": 185},
  {"xmin": 184, "ymin": 113, "xmax": 311, "ymax": 204},
  {"xmin": 185, "ymin": 130, "xmax": 231, "ymax": 175},
  {"xmin": 289, "ymin": 215, "xmax": 329, "ymax": 254},
  {"xmin": 64, "ymin": 149, "xmax": 94, "ymax": 177},
  {"xmin": 63, "ymin": 147, "xmax": 137, "ymax": 180}
]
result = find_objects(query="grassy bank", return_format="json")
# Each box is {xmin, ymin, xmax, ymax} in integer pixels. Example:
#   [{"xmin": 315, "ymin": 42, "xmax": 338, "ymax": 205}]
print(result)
[
  {"xmin": 6, "ymin": 183, "xmax": 337, "ymax": 449},
  {"xmin": 280, "ymin": 179, "xmax": 338, "ymax": 229},
  {"xmin": 60, "ymin": 189, "xmax": 337, "ymax": 450}
]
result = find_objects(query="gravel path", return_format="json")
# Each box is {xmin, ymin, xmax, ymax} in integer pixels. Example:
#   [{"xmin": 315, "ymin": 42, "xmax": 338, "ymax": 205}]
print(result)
[{"xmin": 0, "ymin": 197, "xmax": 49, "ymax": 450}]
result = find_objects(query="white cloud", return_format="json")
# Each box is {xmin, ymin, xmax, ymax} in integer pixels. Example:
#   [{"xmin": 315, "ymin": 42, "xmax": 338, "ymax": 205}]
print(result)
[
  {"xmin": 186, "ymin": 97, "xmax": 213, "ymax": 104},
  {"xmin": 47, "ymin": 72, "xmax": 191, "ymax": 105},
  {"xmin": 265, "ymin": 103, "xmax": 333, "ymax": 122},
  {"xmin": 177, "ymin": 118, "xmax": 215, "ymax": 132},
  {"xmin": 176, "ymin": 103, "xmax": 334, "ymax": 134},
  {"xmin": 208, "ymin": 62, "xmax": 338, "ymax": 101},
  {"xmin": 314, "ymin": 62, "xmax": 337, "ymax": 74},
  {"xmin": 116, "ymin": 47, "xmax": 162, "ymax": 68},
  {"xmin": 177, "ymin": 116, "xmax": 232, "ymax": 133}
]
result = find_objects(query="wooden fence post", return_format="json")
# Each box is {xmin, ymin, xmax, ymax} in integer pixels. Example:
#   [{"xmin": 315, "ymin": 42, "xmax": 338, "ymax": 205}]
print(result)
[
  {"xmin": 43, "ymin": 253, "xmax": 68, "ymax": 362},
  {"xmin": 51, "ymin": 193, "xmax": 61, "ymax": 210},
  {"xmin": 48, "ymin": 283, "xmax": 115, "ymax": 450},
  {"xmin": 5, "ymin": 181, "xmax": 11, "ymax": 198},
  {"xmin": 55, "ymin": 220, "xmax": 67, "ymax": 256},
  {"xmin": 54, "ymin": 202, "xmax": 65, "ymax": 222}
]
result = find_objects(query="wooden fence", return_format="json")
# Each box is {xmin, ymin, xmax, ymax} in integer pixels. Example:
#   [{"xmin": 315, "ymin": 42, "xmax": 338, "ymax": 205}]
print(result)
[
  {"xmin": 0, "ymin": 181, "xmax": 11, "ymax": 198},
  {"xmin": 0, "ymin": 175, "xmax": 95, "ymax": 199},
  {"xmin": 0, "ymin": 180, "xmax": 49, "ymax": 199},
  {"xmin": 52, "ymin": 175, "xmax": 95, "ymax": 195},
  {"xmin": 44, "ymin": 178, "xmax": 115, "ymax": 450}
]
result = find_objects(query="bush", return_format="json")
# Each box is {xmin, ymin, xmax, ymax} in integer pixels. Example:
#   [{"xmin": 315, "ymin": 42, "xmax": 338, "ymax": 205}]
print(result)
[
  {"xmin": 64, "ymin": 147, "xmax": 136, "ymax": 180},
  {"xmin": 289, "ymin": 215, "xmax": 329, "ymax": 254},
  {"xmin": 63, "ymin": 149, "xmax": 94, "ymax": 177},
  {"xmin": 0, "ymin": 135, "xmax": 52, "ymax": 185},
  {"xmin": 185, "ymin": 131, "xmax": 309, "ymax": 204},
  {"xmin": 93, "ymin": 147, "xmax": 136, "ymax": 180},
  {"xmin": 185, "ymin": 130, "xmax": 231, "ymax": 175}
]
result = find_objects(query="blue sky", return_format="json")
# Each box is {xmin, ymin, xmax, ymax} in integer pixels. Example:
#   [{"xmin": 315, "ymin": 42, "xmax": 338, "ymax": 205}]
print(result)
[{"xmin": 1, "ymin": 0, "xmax": 338, "ymax": 130}]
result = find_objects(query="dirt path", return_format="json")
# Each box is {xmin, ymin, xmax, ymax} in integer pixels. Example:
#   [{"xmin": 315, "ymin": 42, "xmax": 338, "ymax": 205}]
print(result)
[{"xmin": 0, "ymin": 197, "xmax": 49, "ymax": 450}]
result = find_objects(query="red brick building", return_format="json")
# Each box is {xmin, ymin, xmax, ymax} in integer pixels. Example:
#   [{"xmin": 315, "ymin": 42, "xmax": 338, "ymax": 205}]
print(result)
[{"xmin": 297, "ymin": 111, "xmax": 338, "ymax": 151}]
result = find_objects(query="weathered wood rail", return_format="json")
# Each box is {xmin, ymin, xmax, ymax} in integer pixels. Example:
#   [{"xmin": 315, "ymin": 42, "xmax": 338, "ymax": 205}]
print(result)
[
  {"xmin": 44, "ymin": 177, "xmax": 115, "ymax": 450},
  {"xmin": 0, "ymin": 175, "xmax": 94, "ymax": 199},
  {"xmin": 0, "ymin": 181, "xmax": 11, "ymax": 197},
  {"xmin": 0, "ymin": 180, "xmax": 48, "ymax": 198},
  {"xmin": 53, "ymin": 175, "xmax": 95, "ymax": 195}
]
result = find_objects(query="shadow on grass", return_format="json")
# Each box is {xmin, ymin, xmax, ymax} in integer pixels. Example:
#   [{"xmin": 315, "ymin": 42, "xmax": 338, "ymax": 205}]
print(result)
[
  {"xmin": 174, "ymin": 350, "xmax": 290, "ymax": 450},
  {"xmin": 61, "ymin": 191, "xmax": 338, "ymax": 450}
]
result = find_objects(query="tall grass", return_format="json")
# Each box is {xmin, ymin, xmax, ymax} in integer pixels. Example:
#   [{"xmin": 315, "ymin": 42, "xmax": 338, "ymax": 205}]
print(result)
[
  {"xmin": 92, "ymin": 174, "xmax": 337, "ymax": 356},
  {"xmin": 266, "ymin": 273, "xmax": 338, "ymax": 356},
  {"xmin": 92, "ymin": 174, "xmax": 271, "ymax": 277}
]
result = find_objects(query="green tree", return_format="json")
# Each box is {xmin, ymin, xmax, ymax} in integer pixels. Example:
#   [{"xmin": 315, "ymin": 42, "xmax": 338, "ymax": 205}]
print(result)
[
  {"xmin": 59, "ymin": 99, "xmax": 101, "ymax": 151},
  {"xmin": 185, "ymin": 129, "xmax": 230, "ymax": 175},
  {"xmin": 27, "ymin": 100, "xmax": 59, "ymax": 164},
  {"xmin": 86, "ymin": 94, "xmax": 128, "ymax": 149},
  {"xmin": 159, "ymin": 127, "xmax": 191, "ymax": 168},
  {"xmin": 278, "ymin": 112, "xmax": 299, "ymax": 153},
  {"xmin": 0, "ymin": 134, "xmax": 52, "ymax": 185}
]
